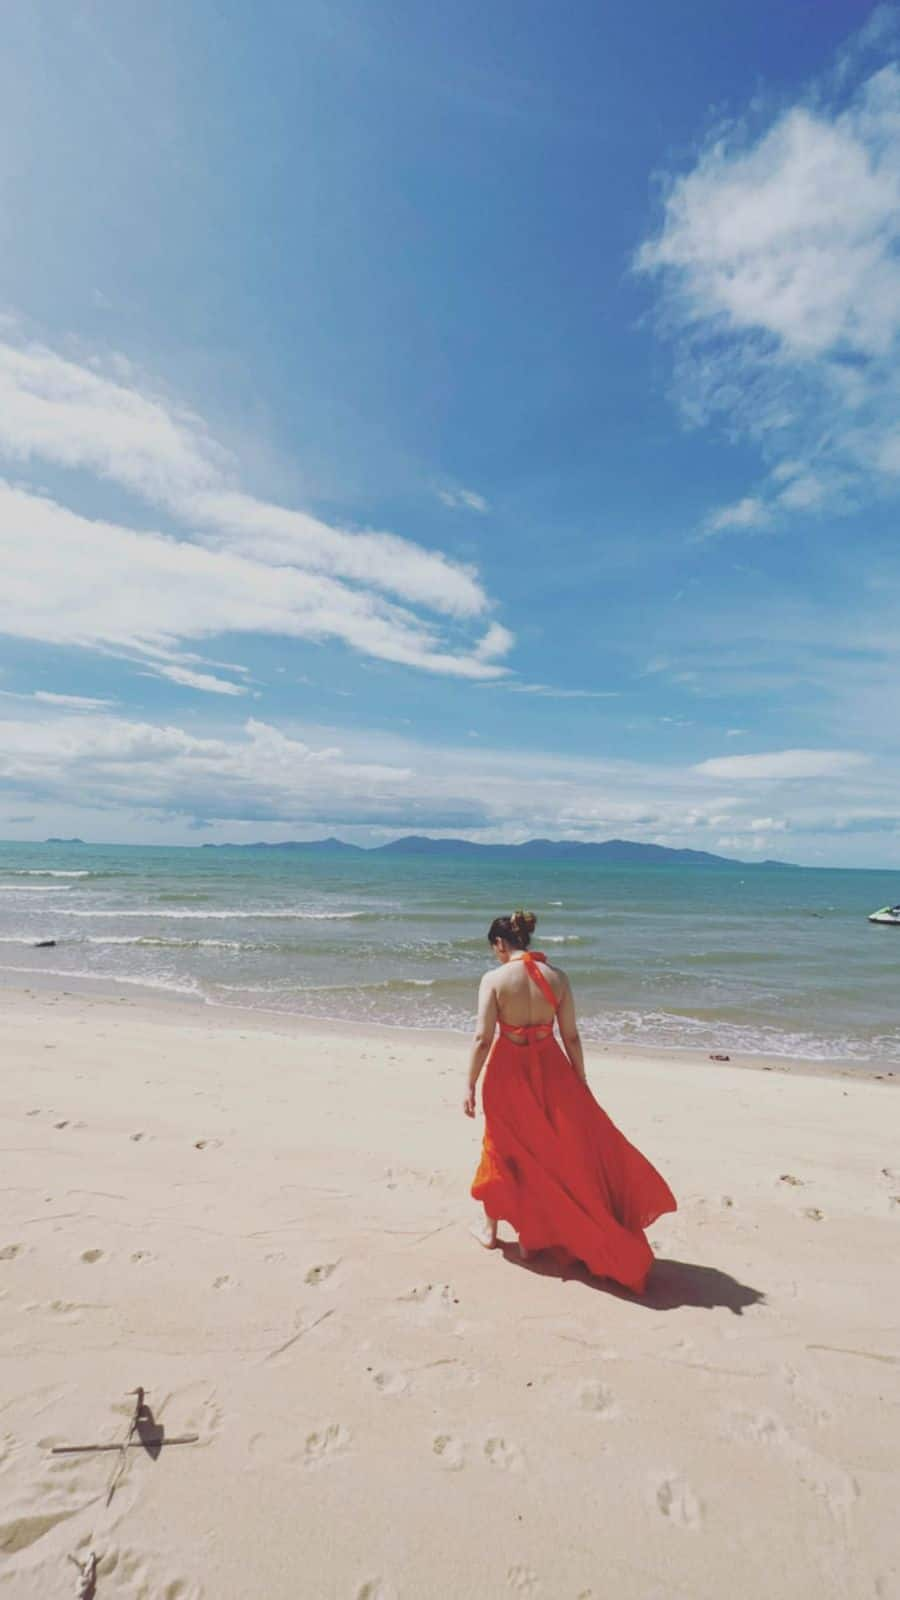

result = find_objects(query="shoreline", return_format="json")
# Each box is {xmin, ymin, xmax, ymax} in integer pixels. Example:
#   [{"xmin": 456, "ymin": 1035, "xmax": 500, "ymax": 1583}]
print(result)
[{"xmin": 1, "ymin": 969, "xmax": 897, "ymax": 1086}]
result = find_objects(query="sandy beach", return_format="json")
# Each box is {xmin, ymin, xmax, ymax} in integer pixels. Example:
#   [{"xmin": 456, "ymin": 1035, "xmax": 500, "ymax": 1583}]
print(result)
[{"xmin": 1, "ymin": 983, "xmax": 898, "ymax": 1599}]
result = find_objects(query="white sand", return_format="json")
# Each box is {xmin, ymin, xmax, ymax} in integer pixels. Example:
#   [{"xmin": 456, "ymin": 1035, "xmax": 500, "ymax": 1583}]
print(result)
[{"xmin": 1, "ymin": 984, "xmax": 898, "ymax": 1599}]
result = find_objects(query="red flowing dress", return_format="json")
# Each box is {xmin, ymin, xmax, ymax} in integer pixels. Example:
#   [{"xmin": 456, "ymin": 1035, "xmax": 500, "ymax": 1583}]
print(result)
[{"xmin": 471, "ymin": 952, "xmax": 676, "ymax": 1294}]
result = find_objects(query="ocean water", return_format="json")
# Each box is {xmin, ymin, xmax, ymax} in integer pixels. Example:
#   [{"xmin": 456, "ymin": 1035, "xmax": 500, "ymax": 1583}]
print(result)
[{"xmin": 1, "ymin": 841, "xmax": 899, "ymax": 1066}]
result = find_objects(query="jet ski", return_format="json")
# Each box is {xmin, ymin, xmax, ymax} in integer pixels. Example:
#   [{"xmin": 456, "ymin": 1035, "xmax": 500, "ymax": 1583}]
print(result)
[{"xmin": 868, "ymin": 904, "xmax": 900, "ymax": 925}]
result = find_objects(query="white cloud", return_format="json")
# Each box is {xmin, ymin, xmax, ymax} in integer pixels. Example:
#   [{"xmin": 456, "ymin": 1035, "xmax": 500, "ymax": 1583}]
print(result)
[
  {"xmin": 188, "ymin": 490, "xmax": 486, "ymax": 618},
  {"xmin": 438, "ymin": 486, "xmax": 489, "ymax": 513},
  {"xmin": 0, "ymin": 689, "xmax": 115, "ymax": 710},
  {"xmin": 695, "ymin": 748, "xmax": 868, "ymax": 780},
  {"xmin": 0, "ymin": 339, "xmax": 223, "ymax": 501},
  {"xmin": 0, "ymin": 713, "xmax": 412, "ymax": 821},
  {"xmin": 472, "ymin": 622, "xmax": 515, "ymax": 661},
  {"xmin": 501, "ymin": 682, "xmax": 620, "ymax": 700},
  {"xmin": 0, "ymin": 478, "xmax": 509, "ymax": 685},
  {"xmin": 147, "ymin": 664, "xmax": 248, "ymax": 696},
  {"xmin": 638, "ymin": 39, "xmax": 900, "ymax": 529},
  {"xmin": 639, "ymin": 82, "xmax": 900, "ymax": 358},
  {"xmin": 705, "ymin": 497, "xmax": 771, "ymax": 534},
  {"xmin": 0, "ymin": 335, "xmax": 511, "ymax": 682},
  {"xmin": 33, "ymin": 691, "xmax": 114, "ymax": 709},
  {"xmin": 3, "ymin": 704, "xmax": 899, "ymax": 860},
  {"xmin": 775, "ymin": 472, "xmax": 827, "ymax": 511},
  {"xmin": 715, "ymin": 834, "xmax": 771, "ymax": 855}
]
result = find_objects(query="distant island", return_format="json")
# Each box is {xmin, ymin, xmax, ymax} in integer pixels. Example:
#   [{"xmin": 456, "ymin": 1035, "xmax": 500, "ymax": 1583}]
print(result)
[
  {"xmin": 44, "ymin": 837, "xmax": 86, "ymax": 845},
  {"xmin": 202, "ymin": 834, "xmax": 794, "ymax": 868}
]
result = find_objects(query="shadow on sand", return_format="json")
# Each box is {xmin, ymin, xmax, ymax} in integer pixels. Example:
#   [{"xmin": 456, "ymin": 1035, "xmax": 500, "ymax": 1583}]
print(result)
[
  {"xmin": 499, "ymin": 1243, "xmax": 764, "ymax": 1316},
  {"xmin": 134, "ymin": 1400, "xmax": 165, "ymax": 1461}
]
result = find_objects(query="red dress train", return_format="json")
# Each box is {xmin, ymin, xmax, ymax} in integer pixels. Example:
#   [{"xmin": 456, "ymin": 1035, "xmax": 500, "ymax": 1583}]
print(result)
[{"xmin": 471, "ymin": 952, "xmax": 676, "ymax": 1294}]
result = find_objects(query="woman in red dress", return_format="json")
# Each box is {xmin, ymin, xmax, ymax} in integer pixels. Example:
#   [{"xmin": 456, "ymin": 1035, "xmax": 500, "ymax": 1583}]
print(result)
[{"xmin": 466, "ymin": 910, "xmax": 676, "ymax": 1294}]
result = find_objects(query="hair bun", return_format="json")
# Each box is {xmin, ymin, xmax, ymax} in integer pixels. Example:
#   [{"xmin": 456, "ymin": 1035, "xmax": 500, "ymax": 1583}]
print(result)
[{"xmin": 510, "ymin": 908, "xmax": 537, "ymax": 941}]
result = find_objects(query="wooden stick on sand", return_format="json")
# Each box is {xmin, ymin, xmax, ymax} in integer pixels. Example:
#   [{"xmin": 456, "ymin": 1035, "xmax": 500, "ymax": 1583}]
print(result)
[{"xmin": 67, "ymin": 1549, "xmax": 98, "ymax": 1598}]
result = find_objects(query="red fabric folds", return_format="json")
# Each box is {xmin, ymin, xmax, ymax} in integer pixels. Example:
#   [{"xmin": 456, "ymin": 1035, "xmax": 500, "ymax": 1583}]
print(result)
[{"xmin": 472, "ymin": 1027, "xmax": 677, "ymax": 1294}]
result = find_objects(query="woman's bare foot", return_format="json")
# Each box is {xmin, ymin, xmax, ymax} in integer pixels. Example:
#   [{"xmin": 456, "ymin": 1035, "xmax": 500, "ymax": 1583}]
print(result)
[
  {"xmin": 470, "ymin": 1213, "xmax": 498, "ymax": 1250},
  {"xmin": 518, "ymin": 1241, "xmax": 533, "ymax": 1261}
]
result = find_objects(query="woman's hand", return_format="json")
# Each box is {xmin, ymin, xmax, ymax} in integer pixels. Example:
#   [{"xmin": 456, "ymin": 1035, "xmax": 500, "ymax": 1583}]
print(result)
[{"xmin": 463, "ymin": 1087, "xmax": 477, "ymax": 1117}]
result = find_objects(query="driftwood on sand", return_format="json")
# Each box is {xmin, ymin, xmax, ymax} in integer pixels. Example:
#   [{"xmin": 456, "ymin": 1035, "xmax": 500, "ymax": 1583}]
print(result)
[{"xmin": 68, "ymin": 1550, "xmax": 98, "ymax": 1598}]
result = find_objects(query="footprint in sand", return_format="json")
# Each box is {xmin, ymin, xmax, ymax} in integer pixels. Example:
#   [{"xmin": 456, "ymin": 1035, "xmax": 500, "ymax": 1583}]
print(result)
[
  {"xmin": 399, "ymin": 1283, "xmax": 457, "ymax": 1318},
  {"xmin": 304, "ymin": 1423, "xmax": 351, "ymax": 1467},
  {"xmin": 130, "ymin": 1132, "xmax": 147, "ymax": 1142},
  {"xmin": 96, "ymin": 1544, "xmax": 146, "ymax": 1585},
  {"xmin": 779, "ymin": 1174, "xmax": 804, "ymax": 1187},
  {"xmin": 803, "ymin": 1207, "xmax": 826, "ymax": 1222},
  {"xmin": 130, "ymin": 1250, "xmax": 153, "ymax": 1264},
  {"xmin": 432, "ymin": 1433, "xmax": 465, "ymax": 1471},
  {"xmin": 654, "ymin": 1474, "xmax": 703, "ymax": 1529},
  {"xmin": 484, "ymin": 1436, "xmax": 524, "ymax": 1472},
  {"xmin": 98, "ymin": 1546, "xmax": 204, "ymax": 1599},
  {"xmin": 80, "ymin": 1249, "xmax": 104, "ymax": 1264},
  {"xmin": 371, "ymin": 1368, "xmax": 409, "ymax": 1397},
  {"xmin": 507, "ymin": 1566, "xmax": 541, "ymax": 1594},
  {"xmin": 193, "ymin": 1138, "xmax": 222, "ymax": 1151},
  {"xmin": 0, "ymin": 1245, "xmax": 23, "ymax": 1261},
  {"xmin": 577, "ymin": 1379, "xmax": 618, "ymax": 1418},
  {"xmin": 355, "ymin": 1582, "xmax": 396, "ymax": 1600},
  {"xmin": 728, "ymin": 1409, "xmax": 858, "ymax": 1519},
  {"xmin": 305, "ymin": 1260, "xmax": 339, "ymax": 1286},
  {"xmin": 164, "ymin": 1381, "xmax": 223, "ymax": 1442},
  {"xmin": 46, "ymin": 1299, "xmax": 97, "ymax": 1323},
  {"xmin": 212, "ymin": 1275, "xmax": 234, "ymax": 1291}
]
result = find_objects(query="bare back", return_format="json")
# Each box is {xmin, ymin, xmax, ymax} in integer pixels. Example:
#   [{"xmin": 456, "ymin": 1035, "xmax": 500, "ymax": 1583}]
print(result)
[
  {"xmin": 490, "ymin": 957, "xmax": 567, "ymax": 1029},
  {"xmin": 470, "ymin": 947, "xmax": 586, "ymax": 1095}
]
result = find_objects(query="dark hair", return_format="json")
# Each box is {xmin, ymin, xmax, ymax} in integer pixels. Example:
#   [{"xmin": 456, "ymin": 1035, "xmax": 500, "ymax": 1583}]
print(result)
[{"xmin": 487, "ymin": 908, "xmax": 537, "ymax": 950}]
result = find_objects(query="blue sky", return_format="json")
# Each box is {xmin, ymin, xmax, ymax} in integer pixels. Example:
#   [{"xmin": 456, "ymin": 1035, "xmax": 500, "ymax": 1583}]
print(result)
[{"xmin": 2, "ymin": 1, "xmax": 900, "ymax": 864}]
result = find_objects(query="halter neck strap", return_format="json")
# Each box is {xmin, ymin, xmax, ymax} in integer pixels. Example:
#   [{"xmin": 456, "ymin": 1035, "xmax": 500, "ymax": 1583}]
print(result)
[{"xmin": 516, "ymin": 950, "xmax": 559, "ymax": 1012}]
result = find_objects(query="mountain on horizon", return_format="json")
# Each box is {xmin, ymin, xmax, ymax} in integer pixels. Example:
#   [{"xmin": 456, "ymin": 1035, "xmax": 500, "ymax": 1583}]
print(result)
[
  {"xmin": 203, "ymin": 834, "xmax": 794, "ymax": 867},
  {"xmin": 204, "ymin": 835, "xmax": 364, "ymax": 854}
]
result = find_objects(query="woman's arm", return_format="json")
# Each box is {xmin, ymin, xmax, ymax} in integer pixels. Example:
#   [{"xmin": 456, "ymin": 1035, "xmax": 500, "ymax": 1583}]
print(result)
[
  {"xmin": 557, "ymin": 977, "xmax": 587, "ymax": 1084},
  {"xmin": 463, "ymin": 973, "xmax": 498, "ymax": 1116}
]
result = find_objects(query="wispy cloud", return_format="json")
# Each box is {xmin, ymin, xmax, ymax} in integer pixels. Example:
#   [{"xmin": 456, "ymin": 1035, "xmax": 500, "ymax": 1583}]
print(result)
[
  {"xmin": 0, "ymin": 689, "xmax": 115, "ymax": 710},
  {"xmin": 0, "ymin": 480, "xmax": 509, "ymax": 687},
  {"xmin": 695, "ymin": 749, "xmax": 868, "ymax": 781},
  {"xmin": 502, "ymin": 682, "xmax": 620, "ymax": 700},
  {"xmin": 638, "ymin": 21, "xmax": 900, "ymax": 532},
  {"xmin": 146, "ymin": 664, "xmax": 248, "ymax": 697},
  {"xmin": 34, "ymin": 691, "xmax": 115, "ymax": 710},
  {"xmin": 438, "ymin": 485, "xmax": 489, "ymax": 513},
  {"xmin": 703, "ymin": 497, "xmax": 771, "ymax": 536},
  {"xmin": 0, "ymin": 335, "xmax": 511, "ymax": 686}
]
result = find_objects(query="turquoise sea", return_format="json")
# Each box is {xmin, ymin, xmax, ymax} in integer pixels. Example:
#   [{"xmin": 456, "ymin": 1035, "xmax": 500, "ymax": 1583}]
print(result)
[{"xmin": 1, "ymin": 841, "xmax": 899, "ymax": 1066}]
